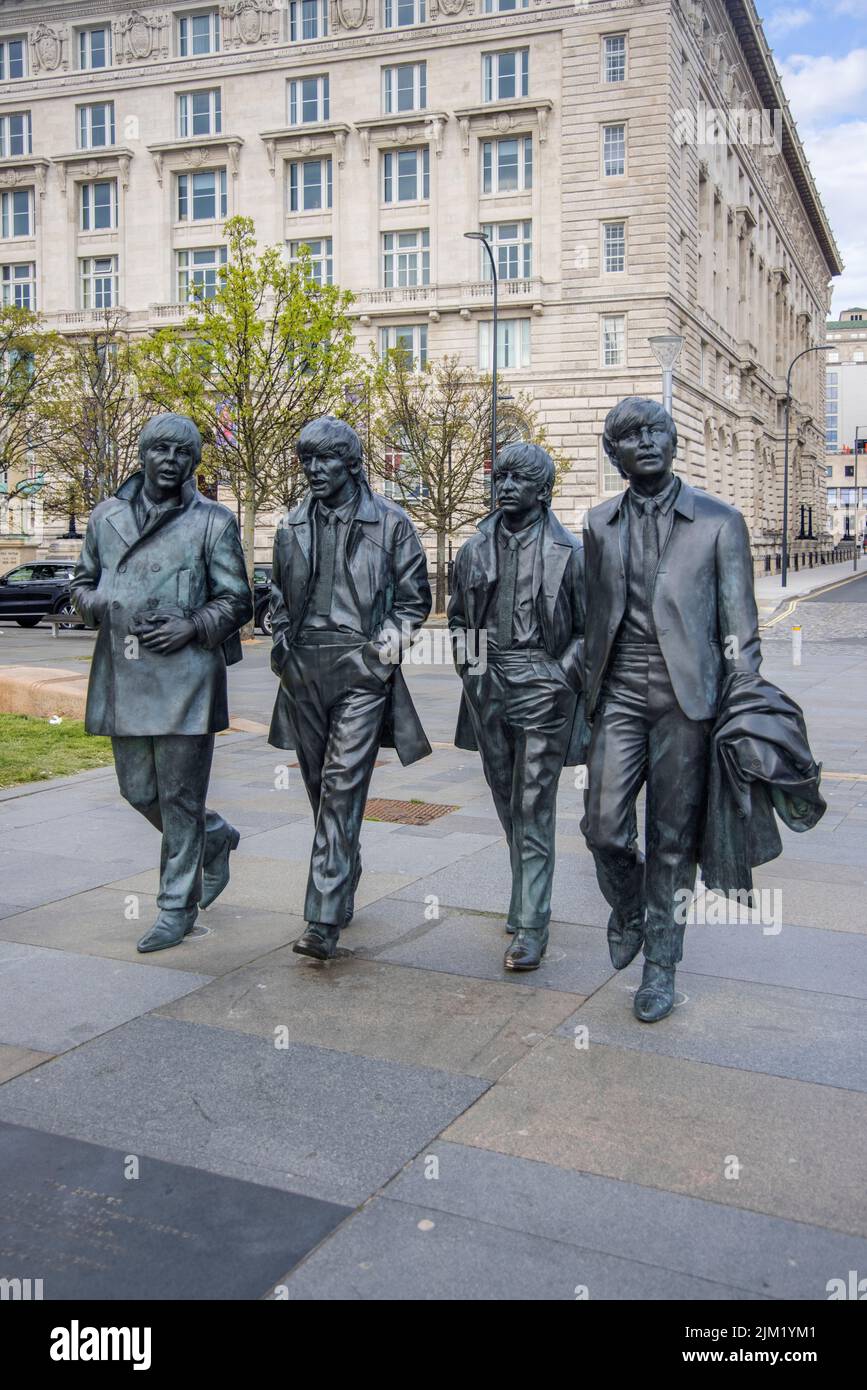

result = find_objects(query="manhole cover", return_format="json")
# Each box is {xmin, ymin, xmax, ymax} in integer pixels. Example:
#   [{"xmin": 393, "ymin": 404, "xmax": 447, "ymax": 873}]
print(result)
[{"xmin": 363, "ymin": 798, "xmax": 459, "ymax": 825}]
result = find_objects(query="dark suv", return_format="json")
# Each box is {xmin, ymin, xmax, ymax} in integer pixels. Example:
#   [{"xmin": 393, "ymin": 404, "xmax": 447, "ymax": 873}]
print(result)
[
  {"xmin": 0, "ymin": 561, "xmax": 78, "ymax": 627},
  {"xmin": 253, "ymin": 563, "xmax": 273, "ymax": 635}
]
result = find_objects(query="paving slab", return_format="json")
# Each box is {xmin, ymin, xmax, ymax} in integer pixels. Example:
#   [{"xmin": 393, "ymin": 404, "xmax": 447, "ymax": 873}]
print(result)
[
  {"xmin": 728, "ymin": 877, "xmax": 867, "ymax": 934},
  {"xmin": 0, "ymin": 1044, "xmax": 53, "ymax": 1083},
  {"xmin": 356, "ymin": 909, "xmax": 614, "ymax": 997},
  {"xmin": 751, "ymin": 856, "xmax": 867, "ymax": 888},
  {"xmin": 393, "ymin": 841, "xmax": 611, "ymax": 926},
  {"xmin": 0, "ymin": 1016, "xmax": 488, "ymax": 1207},
  {"xmin": 0, "ymin": 1121, "xmax": 350, "ymax": 1300},
  {"xmin": 0, "ymin": 888, "xmax": 304, "ymax": 977},
  {"xmin": 556, "ymin": 971, "xmax": 867, "ymax": 1091},
  {"xmin": 0, "ymin": 942, "xmax": 213, "ymax": 1053},
  {"xmin": 274, "ymin": 1194, "xmax": 763, "ymax": 1301},
  {"xmin": 442, "ymin": 1038, "xmax": 867, "ymax": 1236},
  {"xmin": 0, "ymin": 847, "xmax": 152, "ymax": 910},
  {"xmin": 683, "ymin": 919, "xmax": 867, "ymax": 997},
  {"xmin": 382, "ymin": 1142, "xmax": 867, "ymax": 1300},
  {"xmin": 238, "ymin": 821, "xmax": 500, "ymax": 875},
  {"xmin": 156, "ymin": 950, "xmax": 579, "ymax": 1081}
]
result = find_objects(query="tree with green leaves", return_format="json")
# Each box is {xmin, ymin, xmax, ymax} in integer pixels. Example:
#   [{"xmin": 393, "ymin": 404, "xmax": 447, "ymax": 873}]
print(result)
[
  {"xmin": 368, "ymin": 350, "xmax": 565, "ymax": 613},
  {"xmin": 0, "ymin": 306, "xmax": 64, "ymax": 513},
  {"xmin": 134, "ymin": 216, "xmax": 365, "ymax": 600}
]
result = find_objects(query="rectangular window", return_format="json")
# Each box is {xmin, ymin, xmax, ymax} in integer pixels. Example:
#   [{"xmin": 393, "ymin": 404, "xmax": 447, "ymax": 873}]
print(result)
[
  {"xmin": 80, "ymin": 180, "xmax": 118, "ymax": 232},
  {"xmin": 288, "ymin": 157, "xmax": 333, "ymax": 212},
  {"xmin": 603, "ymin": 123, "xmax": 626, "ymax": 176},
  {"xmin": 78, "ymin": 103, "xmax": 115, "ymax": 150},
  {"xmin": 0, "ymin": 189, "xmax": 33, "ymax": 239},
  {"xmin": 288, "ymin": 75, "xmax": 330, "ymax": 125},
  {"xmin": 602, "ymin": 450, "xmax": 624, "ymax": 494},
  {"xmin": 78, "ymin": 27, "xmax": 111, "ymax": 70},
  {"xmin": 177, "ymin": 169, "xmax": 228, "ymax": 221},
  {"xmin": 379, "ymin": 323, "xmax": 428, "ymax": 370},
  {"xmin": 177, "ymin": 246, "xmax": 227, "ymax": 302},
  {"xmin": 483, "ymin": 0, "xmax": 529, "ymax": 10},
  {"xmin": 0, "ymin": 111, "xmax": 31, "ymax": 158},
  {"xmin": 382, "ymin": 147, "xmax": 429, "ymax": 203},
  {"xmin": 480, "ymin": 221, "xmax": 532, "ymax": 280},
  {"xmin": 603, "ymin": 34, "xmax": 626, "ymax": 83},
  {"xmin": 601, "ymin": 314, "xmax": 626, "ymax": 366},
  {"xmin": 1, "ymin": 262, "xmax": 35, "ymax": 308},
  {"xmin": 481, "ymin": 136, "xmax": 532, "ymax": 193},
  {"xmin": 483, "ymin": 49, "xmax": 529, "ymax": 102},
  {"xmin": 289, "ymin": 237, "xmax": 333, "ymax": 286},
  {"xmin": 178, "ymin": 10, "xmax": 221, "ymax": 57},
  {"xmin": 80, "ymin": 255, "xmax": 118, "ymax": 309},
  {"xmin": 384, "ymin": 0, "xmax": 426, "ymax": 26},
  {"xmin": 478, "ymin": 318, "xmax": 530, "ymax": 370},
  {"xmin": 0, "ymin": 37, "xmax": 27, "ymax": 80},
  {"xmin": 383, "ymin": 62, "xmax": 427, "ymax": 114},
  {"xmin": 383, "ymin": 229, "xmax": 430, "ymax": 288},
  {"xmin": 289, "ymin": 0, "xmax": 329, "ymax": 39},
  {"xmin": 603, "ymin": 221, "xmax": 625, "ymax": 272},
  {"xmin": 178, "ymin": 89, "xmax": 222, "ymax": 138}
]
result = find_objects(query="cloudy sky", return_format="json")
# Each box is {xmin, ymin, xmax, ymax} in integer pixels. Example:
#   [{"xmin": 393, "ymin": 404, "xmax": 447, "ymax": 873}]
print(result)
[{"xmin": 756, "ymin": 1, "xmax": 867, "ymax": 317}]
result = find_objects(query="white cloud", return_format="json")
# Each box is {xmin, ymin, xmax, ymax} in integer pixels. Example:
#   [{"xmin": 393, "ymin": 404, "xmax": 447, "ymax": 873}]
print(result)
[
  {"xmin": 765, "ymin": 7, "xmax": 814, "ymax": 39},
  {"xmin": 778, "ymin": 49, "xmax": 867, "ymax": 121},
  {"xmin": 795, "ymin": 119, "xmax": 867, "ymax": 308}
]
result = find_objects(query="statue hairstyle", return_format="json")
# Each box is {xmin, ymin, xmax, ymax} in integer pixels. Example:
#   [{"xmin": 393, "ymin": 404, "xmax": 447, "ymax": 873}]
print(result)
[
  {"xmin": 602, "ymin": 397, "xmax": 678, "ymax": 478},
  {"xmin": 495, "ymin": 441, "xmax": 556, "ymax": 507},
  {"xmin": 138, "ymin": 413, "xmax": 202, "ymax": 475},
  {"xmin": 296, "ymin": 415, "xmax": 363, "ymax": 473}
]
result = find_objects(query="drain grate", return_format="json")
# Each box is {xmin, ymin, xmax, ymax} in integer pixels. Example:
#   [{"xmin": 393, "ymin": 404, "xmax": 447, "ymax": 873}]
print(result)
[{"xmin": 363, "ymin": 798, "xmax": 458, "ymax": 825}]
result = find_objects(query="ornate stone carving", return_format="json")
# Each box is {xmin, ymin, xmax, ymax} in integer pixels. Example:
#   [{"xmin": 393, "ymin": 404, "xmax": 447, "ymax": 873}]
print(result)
[
  {"xmin": 434, "ymin": 0, "xmax": 468, "ymax": 12},
  {"xmin": 114, "ymin": 11, "xmax": 168, "ymax": 64},
  {"xmin": 30, "ymin": 23, "xmax": 66, "ymax": 74},
  {"xmin": 221, "ymin": 0, "xmax": 280, "ymax": 47},
  {"xmin": 335, "ymin": 0, "xmax": 367, "ymax": 29}
]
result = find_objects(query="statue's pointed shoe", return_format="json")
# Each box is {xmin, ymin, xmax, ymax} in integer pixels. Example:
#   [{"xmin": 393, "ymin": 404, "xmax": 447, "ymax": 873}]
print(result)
[
  {"xmin": 634, "ymin": 960, "xmax": 676, "ymax": 1022},
  {"xmin": 292, "ymin": 923, "xmax": 340, "ymax": 961},
  {"xmin": 504, "ymin": 928, "xmax": 549, "ymax": 972},
  {"xmin": 137, "ymin": 912, "xmax": 197, "ymax": 954},
  {"xmin": 200, "ymin": 826, "xmax": 241, "ymax": 910},
  {"xmin": 607, "ymin": 909, "xmax": 645, "ymax": 969}
]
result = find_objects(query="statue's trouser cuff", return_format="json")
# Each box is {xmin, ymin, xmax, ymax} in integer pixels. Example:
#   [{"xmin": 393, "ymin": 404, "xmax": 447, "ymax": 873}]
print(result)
[
  {"xmin": 282, "ymin": 641, "xmax": 388, "ymax": 927},
  {"xmin": 112, "ymin": 733, "xmax": 225, "ymax": 914},
  {"xmin": 581, "ymin": 646, "xmax": 711, "ymax": 967},
  {"xmin": 464, "ymin": 648, "xmax": 575, "ymax": 934}
]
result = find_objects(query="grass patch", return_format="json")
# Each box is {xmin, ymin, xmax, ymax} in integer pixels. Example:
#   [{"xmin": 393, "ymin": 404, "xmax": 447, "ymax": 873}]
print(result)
[{"xmin": 0, "ymin": 714, "xmax": 114, "ymax": 790}]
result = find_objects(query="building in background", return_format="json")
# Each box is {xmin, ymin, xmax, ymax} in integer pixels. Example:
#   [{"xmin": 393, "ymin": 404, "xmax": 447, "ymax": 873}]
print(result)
[
  {"xmin": 825, "ymin": 308, "xmax": 867, "ymax": 549},
  {"xmin": 0, "ymin": 0, "xmax": 842, "ymax": 578}
]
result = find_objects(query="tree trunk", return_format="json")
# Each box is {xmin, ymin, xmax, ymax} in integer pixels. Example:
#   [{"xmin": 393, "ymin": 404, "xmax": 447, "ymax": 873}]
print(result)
[
  {"xmin": 241, "ymin": 476, "xmax": 257, "ymax": 640},
  {"xmin": 435, "ymin": 527, "xmax": 447, "ymax": 616}
]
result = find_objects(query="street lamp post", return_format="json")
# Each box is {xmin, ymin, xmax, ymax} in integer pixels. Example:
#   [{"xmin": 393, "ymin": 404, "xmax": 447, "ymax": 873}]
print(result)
[
  {"xmin": 648, "ymin": 333, "xmax": 685, "ymax": 417},
  {"xmin": 781, "ymin": 343, "xmax": 831, "ymax": 588},
  {"xmin": 854, "ymin": 426, "xmax": 865, "ymax": 573},
  {"xmin": 465, "ymin": 230, "xmax": 498, "ymax": 504}
]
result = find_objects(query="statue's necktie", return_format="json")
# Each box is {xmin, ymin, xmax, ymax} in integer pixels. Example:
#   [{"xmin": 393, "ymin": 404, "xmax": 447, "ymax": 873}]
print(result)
[
  {"xmin": 313, "ymin": 510, "xmax": 336, "ymax": 614},
  {"xmin": 642, "ymin": 496, "xmax": 659, "ymax": 601},
  {"xmin": 497, "ymin": 534, "xmax": 520, "ymax": 648}
]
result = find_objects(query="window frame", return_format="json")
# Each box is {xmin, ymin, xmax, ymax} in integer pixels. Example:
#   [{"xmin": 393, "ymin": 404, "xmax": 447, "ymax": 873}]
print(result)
[
  {"xmin": 602, "ymin": 220, "xmax": 626, "ymax": 273},
  {"xmin": 288, "ymin": 236, "xmax": 334, "ymax": 286},
  {"xmin": 0, "ymin": 262, "xmax": 35, "ymax": 309},
  {"xmin": 177, "ymin": 245, "xmax": 228, "ymax": 303},
  {"xmin": 80, "ymin": 179, "xmax": 119, "ymax": 233},
  {"xmin": 0, "ymin": 111, "xmax": 32, "ymax": 158},
  {"xmin": 177, "ymin": 9, "xmax": 222, "ymax": 58},
  {"xmin": 288, "ymin": 156, "xmax": 333, "ymax": 213},
  {"xmin": 177, "ymin": 88, "xmax": 222, "ymax": 138},
  {"xmin": 379, "ymin": 323, "xmax": 428, "ymax": 371},
  {"xmin": 176, "ymin": 168, "xmax": 228, "ymax": 223},
  {"xmin": 480, "ymin": 135, "xmax": 533, "ymax": 195},
  {"xmin": 288, "ymin": 75, "xmax": 330, "ymax": 126},
  {"xmin": 0, "ymin": 36, "xmax": 27, "ymax": 81},
  {"xmin": 479, "ymin": 220, "xmax": 532, "ymax": 281},
  {"xmin": 77, "ymin": 26, "xmax": 112, "ymax": 71},
  {"xmin": 483, "ymin": 48, "xmax": 530, "ymax": 103},
  {"xmin": 289, "ymin": 0, "xmax": 329, "ymax": 41},
  {"xmin": 382, "ymin": 228, "xmax": 431, "ymax": 288},
  {"xmin": 602, "ymin": 122, "xmax": 627, "ymax": 178},
  {"xmin": 601, "ymin": 313, "xmax": 626, "ymax": 367},
  {"xmin": 384, "ymin": 0, "xmax": 426, "ymax": 28},
  {"xmin": 382, "ymin": 61, "xmax": 427, "ymax": 115},
  {"xmin": 477, "ymin": 317, "xmax": 531, "ymax": 371},
  {"xmin": 0, "ymin": 187, "xmax": 34, "ymax": 240},
  {"xmin": 602, "ymin": 33, "xmax": 627, "ymax": 84},
  {"xmin": 382, "ymin": 146, "xmax": 430, "ymax": 204},
  {"xmin": 77, "ymin": 102, "xmax": 116, "ymax": 151},
  {"xmin": 80, "ymin": 254, "xmax": 119, "ymax": 310}
]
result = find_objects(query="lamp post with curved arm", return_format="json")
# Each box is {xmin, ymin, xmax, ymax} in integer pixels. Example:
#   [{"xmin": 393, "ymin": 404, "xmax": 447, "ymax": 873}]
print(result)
[
  {"xmin": 465, "ymin": 230, "xmax": 498, "ymax": 504},
  {"xmin": 782, "ymin": 343, "xmax": 831, "ymax": 589}
]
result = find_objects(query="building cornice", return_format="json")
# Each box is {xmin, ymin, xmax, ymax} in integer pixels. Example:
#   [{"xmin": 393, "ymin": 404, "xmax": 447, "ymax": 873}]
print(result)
[
  {"xmin": 147, "ymin": 132, "xmax": 243, "ymax": 182},
  {"xmin": 50, "ymin": 143, "xmax": 135, "ymax": 192},
  {"xmin": 353, "ymin": 111, "xmax": 449, "ymax": 159},
  {"xmin": 259, "ymin": 120, "xmax": 351, "ymax": 171}
]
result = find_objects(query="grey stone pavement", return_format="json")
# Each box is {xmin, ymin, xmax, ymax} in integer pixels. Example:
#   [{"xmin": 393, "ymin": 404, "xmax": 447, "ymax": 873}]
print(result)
[{"xmin": 0, "ymin": 571, "xmax": 865, "ymax": 1300}]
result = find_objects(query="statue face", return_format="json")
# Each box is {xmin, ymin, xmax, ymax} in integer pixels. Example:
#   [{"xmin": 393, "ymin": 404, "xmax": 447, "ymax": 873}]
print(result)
[
  {"xmin": 301, "ymin": 450, "xmax": 359, "ymax": 506},
  {"xmin": 141, "ymin": 433, "xmax": 197, "ymax": 500},
  {"xmin": 609, "ymin": 415, "xmax": 676, "ymax": 487},
  {"xmin": 495, "ymin": 460, "xmax": 547, "ymax": 523}
]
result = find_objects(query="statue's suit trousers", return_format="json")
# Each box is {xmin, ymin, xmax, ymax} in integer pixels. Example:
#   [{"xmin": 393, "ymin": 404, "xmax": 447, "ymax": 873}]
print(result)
[{"xmin": 282, "ymin": 637, "xmax": 389, "ymax": 926}]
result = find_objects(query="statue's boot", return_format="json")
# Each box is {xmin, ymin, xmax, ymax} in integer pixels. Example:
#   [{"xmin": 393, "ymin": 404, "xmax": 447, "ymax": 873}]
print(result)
[
  {"xmin": 504, "ymin": 927, "xmax": 549, "ymax": 972},
  {"xmin": 137, "ymin": 908, "xmax": 198, "ymax": 954},
  {"xmin": 634, "ymin": 960, "xmax": 676, "ymax": 1022},
  {"xmin": 293, "ymin": 923, "xmax": 340, "ymax": 961},
  {"xmin": 342, "ymin": 854, "xmax": 362, "ymax": 928},
  {"xmin": 200, "ymin": 824, "xmax": 241, "ymax": 910},
  {"xmin": 607, "ymin": 908, "xmax": 645, "ymax": 970}
]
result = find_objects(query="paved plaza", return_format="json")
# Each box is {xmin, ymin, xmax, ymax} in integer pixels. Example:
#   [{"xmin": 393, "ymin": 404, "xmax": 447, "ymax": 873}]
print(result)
[{"xmin": 0, "ymin": 571, "xmax": 865, "ymax": 1300}]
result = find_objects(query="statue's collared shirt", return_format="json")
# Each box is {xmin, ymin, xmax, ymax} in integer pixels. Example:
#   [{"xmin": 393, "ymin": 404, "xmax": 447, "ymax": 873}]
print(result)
[
  {"xmin": 619, "ymin": 473, "xmax": 680, "ymax": 646},
  {"xmin": 133, "ymin": 487, "xmax": 184, "ymax": 536},
  {"xmin": 490, "ymin": 515, "xmax": 543, "ymax": 651},
  {"xmin": 302, "ymin": 491, "xmax": 366, "ymax": 635}
]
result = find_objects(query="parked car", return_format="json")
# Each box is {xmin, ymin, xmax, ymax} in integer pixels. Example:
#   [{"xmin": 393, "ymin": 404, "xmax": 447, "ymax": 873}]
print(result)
[
  {"xmin": 0, "ymin": 560, "xmax": 79, "ymax": 627},
  {"xmin": 253, "ymin": 563, "xmax": 273, "ymax": 635}
]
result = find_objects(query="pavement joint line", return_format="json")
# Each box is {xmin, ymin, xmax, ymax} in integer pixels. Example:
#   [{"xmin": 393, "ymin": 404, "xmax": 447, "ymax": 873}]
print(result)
[{"xmin": 762, "ymin": 567, "xmax": 866, "ymax": 628}]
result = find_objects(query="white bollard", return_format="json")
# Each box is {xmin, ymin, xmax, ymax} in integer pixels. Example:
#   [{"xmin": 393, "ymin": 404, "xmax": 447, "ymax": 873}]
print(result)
[{"xmin": 792, "ymin": 624, "xmax": 802, "ymax": 666}]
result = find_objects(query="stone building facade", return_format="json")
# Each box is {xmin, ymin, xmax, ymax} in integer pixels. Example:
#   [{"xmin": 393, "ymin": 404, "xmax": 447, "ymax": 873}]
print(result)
[
  {"xmin": 824, "ymin": 309, "xmax": 867, "ymax": 549},
  {"xmin": 0, "ymin": 0, "xmax": 842, "ymax": 575}
]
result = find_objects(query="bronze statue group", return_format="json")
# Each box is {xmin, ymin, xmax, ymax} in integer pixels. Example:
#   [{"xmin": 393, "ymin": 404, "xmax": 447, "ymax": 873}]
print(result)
[{"xmin": 72, "ymin": 403, "xmax": 825, "ymax": 1026}]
